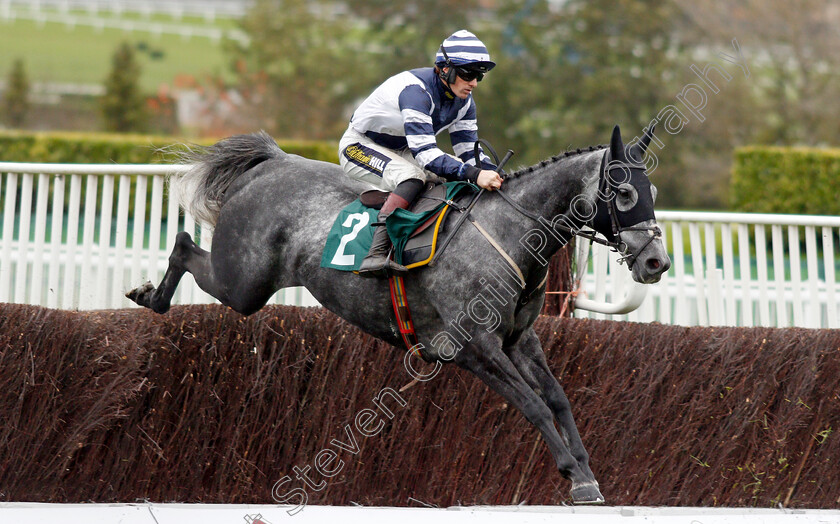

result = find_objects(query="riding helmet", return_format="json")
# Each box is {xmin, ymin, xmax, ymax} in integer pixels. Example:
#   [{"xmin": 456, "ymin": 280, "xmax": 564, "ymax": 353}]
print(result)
[{"xmin": 435, "ymin": 30, "xmax": 496, "ymax": 73}]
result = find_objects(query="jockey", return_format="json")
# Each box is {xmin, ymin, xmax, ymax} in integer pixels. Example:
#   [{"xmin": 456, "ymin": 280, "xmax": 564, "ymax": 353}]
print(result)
[{"xmin": 338, "ymin": 29, "xmax": 504, "ymax": 279}]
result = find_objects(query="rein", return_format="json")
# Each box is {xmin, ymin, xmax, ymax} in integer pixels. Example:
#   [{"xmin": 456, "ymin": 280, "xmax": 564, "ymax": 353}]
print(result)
[
  {"xmin": 496, "ymin": 150, "xmax": 661, "ymax": 269},
  {"xmin": 430, "ymin": 141, "xmax": 661, "ymax": 276}
]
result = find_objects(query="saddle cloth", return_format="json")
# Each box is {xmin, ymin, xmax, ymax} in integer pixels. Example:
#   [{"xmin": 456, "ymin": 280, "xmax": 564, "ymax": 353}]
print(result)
[{"xmin": 320, "ymin": 181, "xmax": 477, "ymax": 271}]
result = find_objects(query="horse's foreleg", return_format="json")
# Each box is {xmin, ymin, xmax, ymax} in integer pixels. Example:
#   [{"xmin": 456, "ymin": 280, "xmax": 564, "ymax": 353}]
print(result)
[
  {"xmin": 127, "ymin": 231, "xmax": 225, "ymax": 313},
  {"xmin": 453, "ymin": 335, "xmax": 599, "ymax": 503},
  {"xmin": 505, "ymin": 328, "xmax": 602, "ymax": 503}
]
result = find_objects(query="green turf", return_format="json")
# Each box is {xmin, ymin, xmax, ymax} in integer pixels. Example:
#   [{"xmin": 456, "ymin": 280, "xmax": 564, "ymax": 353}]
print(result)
[{"xmin": 0, "ymin": 16, "xmax": 233, "ymax": 92}]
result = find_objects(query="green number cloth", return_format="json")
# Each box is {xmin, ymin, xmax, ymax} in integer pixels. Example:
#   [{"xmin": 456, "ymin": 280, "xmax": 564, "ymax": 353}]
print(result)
[{"xmin": 321, "ymin": 181, "xmax": 477, "ymax": 271}]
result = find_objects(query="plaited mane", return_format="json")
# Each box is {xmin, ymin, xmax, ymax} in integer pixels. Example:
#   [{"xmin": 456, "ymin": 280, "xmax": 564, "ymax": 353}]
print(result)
[{"xmin": 508, "ymin": 144, "xmax": 607, "ymax": 179}]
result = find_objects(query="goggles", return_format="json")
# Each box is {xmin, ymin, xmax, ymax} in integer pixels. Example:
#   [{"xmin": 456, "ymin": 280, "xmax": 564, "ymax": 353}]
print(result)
[{"xmin": 455, "ymin": 67, "xmax": 484, "ymax": 82}]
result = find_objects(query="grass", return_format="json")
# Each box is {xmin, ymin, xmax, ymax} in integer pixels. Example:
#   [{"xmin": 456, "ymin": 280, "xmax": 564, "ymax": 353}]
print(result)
[{"xmin": 0, "ymin": 16, "xmax": 233, "ymax": 92}]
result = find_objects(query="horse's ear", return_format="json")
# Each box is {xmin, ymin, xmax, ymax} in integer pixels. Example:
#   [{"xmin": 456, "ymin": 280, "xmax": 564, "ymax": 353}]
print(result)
[
  {"xmin": 640, "ymin": 125, "xmax": 655, "ymax": 154},
  {"xmin": 610, "ymin": 125, "xmax": 625, "ymax": 161}
]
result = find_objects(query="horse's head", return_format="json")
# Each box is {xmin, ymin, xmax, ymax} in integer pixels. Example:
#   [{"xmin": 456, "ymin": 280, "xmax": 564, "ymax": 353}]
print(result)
[{"xmin": 592, "ymin": 125, "xmax": 671, "ymax": 284}]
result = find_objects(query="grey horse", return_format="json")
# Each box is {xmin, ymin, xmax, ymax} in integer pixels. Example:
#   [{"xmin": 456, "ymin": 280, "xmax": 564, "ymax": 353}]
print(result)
[{"xmin": 127, "ymin": 125, "xmax": 670, "ymax": 504}]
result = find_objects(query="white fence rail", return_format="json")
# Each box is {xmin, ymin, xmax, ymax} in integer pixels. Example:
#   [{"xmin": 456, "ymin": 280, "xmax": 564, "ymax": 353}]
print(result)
[
  {"xmin": 1, "ymin": 0, "xmax": 252, "ymax": 21},
  {"xmin": 1, "ymin": 7, "xmax": 250, "ymax": 45},
  {"xmin": 2, "ymin": 163, "xmax": 838, "ymax": 328},
  {"xmin": 575, "ymin": 211, "xmax": 840, "ymax": 329},
  {"xmin": 0, "ymin": 163, "xmax": 318, "ymax": 310}
]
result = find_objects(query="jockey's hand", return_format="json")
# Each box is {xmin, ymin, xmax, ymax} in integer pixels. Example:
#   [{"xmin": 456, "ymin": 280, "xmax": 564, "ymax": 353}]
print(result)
[{"xmin": 477, "ymin": 170, "xmax": 503, "ymax": 191}]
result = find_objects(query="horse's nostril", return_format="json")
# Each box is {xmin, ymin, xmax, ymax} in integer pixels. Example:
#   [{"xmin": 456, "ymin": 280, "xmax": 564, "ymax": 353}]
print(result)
[{"xmin": 647, "ymin": 258, "xmax": 661, "ymax": 270}]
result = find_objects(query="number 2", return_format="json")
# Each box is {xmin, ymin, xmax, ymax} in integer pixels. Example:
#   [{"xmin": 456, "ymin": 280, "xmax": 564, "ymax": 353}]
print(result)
[{"xmin": 330, "ymin": 212, "xmax": 370, "ymax": 266}]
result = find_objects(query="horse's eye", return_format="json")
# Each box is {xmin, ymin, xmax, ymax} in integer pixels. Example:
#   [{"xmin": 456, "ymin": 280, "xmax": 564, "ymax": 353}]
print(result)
[{"xmin": 615, "ymin": 184, "xmax": 638, "ymax": 212}]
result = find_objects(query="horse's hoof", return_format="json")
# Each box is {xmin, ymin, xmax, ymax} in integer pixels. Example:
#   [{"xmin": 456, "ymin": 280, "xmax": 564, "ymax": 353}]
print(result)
[
  {"xmin": 126, "ymin": 282, "xmax": 154, "ymax": 305},
  {"xmin": 570, "ymin": 482, "xmax": 604, "ymax": 505}
]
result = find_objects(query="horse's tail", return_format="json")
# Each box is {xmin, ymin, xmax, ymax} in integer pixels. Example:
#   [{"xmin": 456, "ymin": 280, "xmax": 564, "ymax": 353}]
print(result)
[{"xmin": 170, "ymin": 131, "xmax": 284, "ymax": 227}]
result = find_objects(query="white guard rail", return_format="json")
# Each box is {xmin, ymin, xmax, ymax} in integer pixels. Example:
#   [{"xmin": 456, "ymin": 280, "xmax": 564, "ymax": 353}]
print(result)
[
  {"xmin": 2, "ymin": 0, "xmax": 252, "ymax": 20},
  {"xmin": 0, "ymin": 163, "xmax": 319, "ymax": 310},
  {"xmin": 2, "ymin": 163, "xmax": 838, "ymax": 328},
  {"xmin": 575, "ymin": 211, "xmax": 840, "ymax": 329}
]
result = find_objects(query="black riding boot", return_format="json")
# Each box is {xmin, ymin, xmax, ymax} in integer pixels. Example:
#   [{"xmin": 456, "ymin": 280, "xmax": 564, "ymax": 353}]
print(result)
[
  {"xmin": 357, "ymin": 213, "xmax": 408, "ymax": 279},
  {"xmin": 358, "ymin": 179, "xmax": 423, "ymax": 279}
]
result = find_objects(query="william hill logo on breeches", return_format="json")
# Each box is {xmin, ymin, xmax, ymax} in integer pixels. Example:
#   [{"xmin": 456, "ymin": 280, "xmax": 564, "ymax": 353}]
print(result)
[{"xmin": 343, "ymin": 143, "xmax": 391, "ymax": 176}]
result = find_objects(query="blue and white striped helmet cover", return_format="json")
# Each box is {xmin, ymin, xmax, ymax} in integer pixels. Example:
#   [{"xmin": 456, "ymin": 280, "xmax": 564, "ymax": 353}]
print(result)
[{"xmin": 434, "ymin": 30, "xmax": 496, "ymax": 72}]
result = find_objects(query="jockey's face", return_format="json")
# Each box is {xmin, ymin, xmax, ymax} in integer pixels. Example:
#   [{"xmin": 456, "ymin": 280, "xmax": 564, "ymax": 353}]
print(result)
[{"xmin": 444, "ymin": 69, "xmax": 479, "ymax": 99}]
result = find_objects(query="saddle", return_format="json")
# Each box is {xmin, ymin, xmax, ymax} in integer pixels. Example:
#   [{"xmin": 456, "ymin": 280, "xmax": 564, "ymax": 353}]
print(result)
[{"xmin": 361, "ymin": 182, "xmax": 477, "ymax": 268}]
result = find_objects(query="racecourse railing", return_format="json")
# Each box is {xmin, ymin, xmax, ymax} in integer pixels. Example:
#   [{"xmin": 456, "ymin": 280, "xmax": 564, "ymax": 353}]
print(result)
[
  {"xmin": 2, "ymin": 0, "xmax": 252, "ymax": 21},
  {"xmin": 574, "ymin": 211, "xmax": 840, "ymax": 329},
  {"xmin": 1, "ymin": 4, "xmax": 251, "ymax": 45},
  {"xmin": 0, "ymin": 163, "xmax": 319, "ymax": 310},
  {"xmin": 1, "ymin": 163, "xmax": 838, "ymax": 328}
]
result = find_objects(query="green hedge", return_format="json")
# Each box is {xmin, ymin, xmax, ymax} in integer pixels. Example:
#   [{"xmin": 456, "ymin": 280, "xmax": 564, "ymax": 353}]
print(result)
[
  {"xmin": 0, "ymin": 130, "xmax": 338, "ymax": 164},
  {"xmin": 731, "ymin": 146, "xmax": 840, "ymax": 215}
]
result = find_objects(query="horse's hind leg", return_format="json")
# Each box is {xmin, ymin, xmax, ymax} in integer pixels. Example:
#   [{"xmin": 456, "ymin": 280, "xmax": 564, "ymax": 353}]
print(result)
[
  {"xmin": 127, "ymin": 231, "xmax": 226, "ymax": 314},
  {"xmin": 505, "ymin": 328, "xmax": 603, "ymax": 503}
]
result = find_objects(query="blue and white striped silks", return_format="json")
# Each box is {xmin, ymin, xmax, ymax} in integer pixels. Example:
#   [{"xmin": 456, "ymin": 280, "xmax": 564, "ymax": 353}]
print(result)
[{"xmin": 349, "ymin": 67, "xmax": 494, "ymax": 181}]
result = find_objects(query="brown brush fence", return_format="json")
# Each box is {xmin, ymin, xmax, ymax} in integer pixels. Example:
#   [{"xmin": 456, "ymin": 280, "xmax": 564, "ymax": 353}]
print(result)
[{"xmin": 0, "ymin": 302, "xmax": 838, "ymax": 508}]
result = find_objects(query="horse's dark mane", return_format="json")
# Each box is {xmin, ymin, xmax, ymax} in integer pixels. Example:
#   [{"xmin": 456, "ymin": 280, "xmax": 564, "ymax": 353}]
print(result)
[{"xmin": 508, "ymin": 144, "xmax": 607, "ymax": 179}]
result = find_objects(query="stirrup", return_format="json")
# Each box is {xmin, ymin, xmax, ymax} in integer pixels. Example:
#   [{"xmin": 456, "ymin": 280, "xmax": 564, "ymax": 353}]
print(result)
[{"xmin": 358, "ymin": 250, "xmax": 408, "ymax": 279}]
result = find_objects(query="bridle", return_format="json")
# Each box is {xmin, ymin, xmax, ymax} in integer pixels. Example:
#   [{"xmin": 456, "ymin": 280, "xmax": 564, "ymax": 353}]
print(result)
[{"xmin": 495, "ymin": 149, "xmax": 662, "ymax": 269}]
